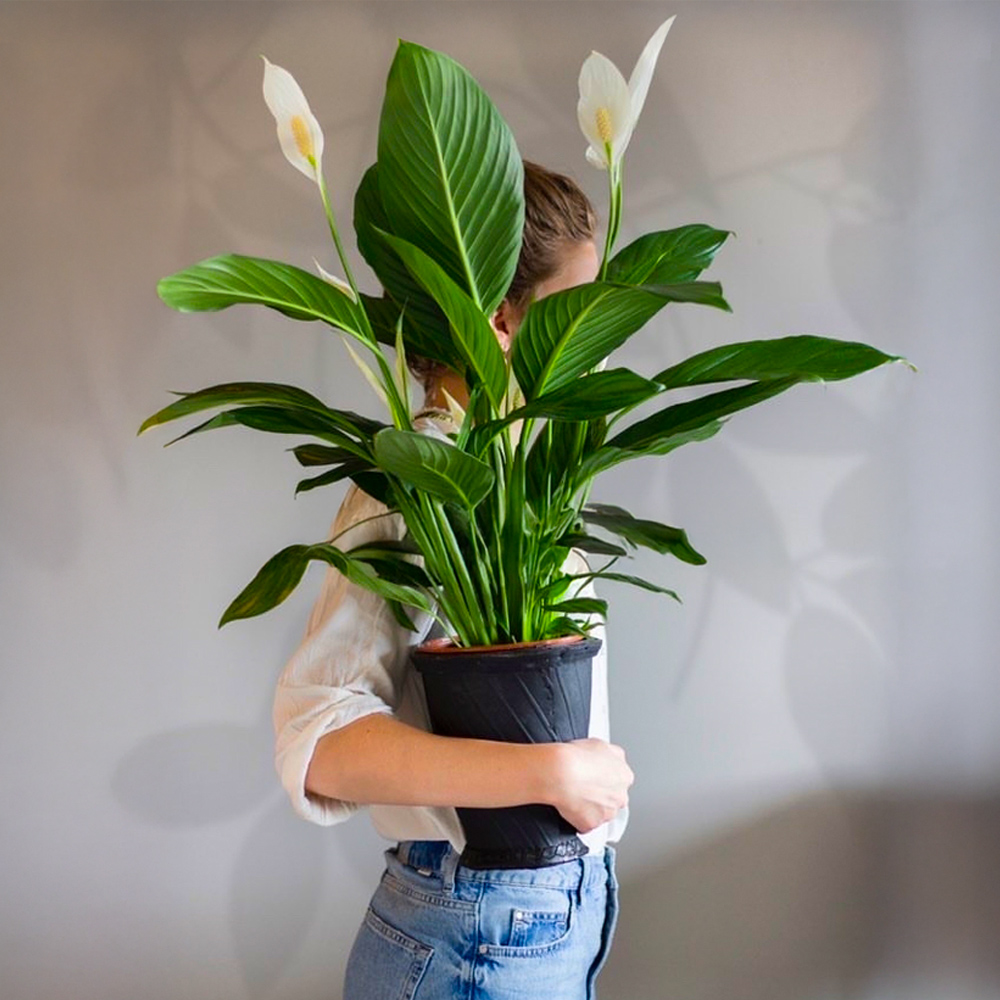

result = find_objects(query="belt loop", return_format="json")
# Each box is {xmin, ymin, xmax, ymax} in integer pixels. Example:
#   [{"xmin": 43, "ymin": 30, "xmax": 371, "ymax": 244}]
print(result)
[
  {"xmin": 441, "ymin": 844, "xmax": 459, "ymax": 891},
  {"xmin": 396, "ymin": 840, "xmax": 411, "ymax": 867}
]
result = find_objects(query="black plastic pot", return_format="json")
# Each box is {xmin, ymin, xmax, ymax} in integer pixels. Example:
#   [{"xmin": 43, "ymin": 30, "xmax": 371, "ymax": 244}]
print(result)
[{"xmin": 410, "ymin": 635, "xmax": 601, "ymax": 870}]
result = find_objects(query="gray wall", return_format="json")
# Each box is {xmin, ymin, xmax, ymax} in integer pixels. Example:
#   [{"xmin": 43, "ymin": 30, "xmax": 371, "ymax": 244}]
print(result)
[{"xmin": 2, "ymin": 2, "xmax": 997, "ymax": 998}]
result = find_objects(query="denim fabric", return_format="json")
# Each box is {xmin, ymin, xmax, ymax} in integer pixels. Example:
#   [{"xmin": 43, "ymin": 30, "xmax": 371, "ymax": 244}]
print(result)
[{"xmin": 344, "ymin": 839, "xmax": 620, "ymax": 1000}]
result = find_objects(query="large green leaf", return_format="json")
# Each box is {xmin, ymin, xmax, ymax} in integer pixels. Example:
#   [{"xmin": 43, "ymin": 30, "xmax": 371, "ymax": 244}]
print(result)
[
  {"xmin": 361, "ymin": 292, "xmax": 461, "ymax": 371},
  {"xmin": 157, "ymin": 255, "xmax": 371, "ymax": 344},
  {"xmin": 512, "ymin": 280, "xmax": 730, "ymax": 400},
  {"xmin": 377, "ymin": 41, "xmax": 523, "ymax": 312},
  {"xmin": 377, "ymin": 231, "xmax": 508, "ymax": 410},
  {"xmin": 220, "ymin": 542, "xmax": 432, "ymax": 626},
  {"xmin": 581, "ymin": 504, "xmax": 705, "ymax": 565},
  {"xmin": 355, "ymin": 165, "xmax": 459, "ymax": 367},
  {"xmin": 607, "ymin": 225, "xmax": 731, "ymax": 285},
  {"xmin": 374, "ymin": 428, "xmax": 495, "ymax": 508},
  {"xmin": 653, "ymin": 335, "xmax": 903, "ymax": 389}
]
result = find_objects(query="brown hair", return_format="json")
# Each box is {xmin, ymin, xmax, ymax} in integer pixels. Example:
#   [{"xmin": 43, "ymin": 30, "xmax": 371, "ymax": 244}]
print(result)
[{"xmin": 406, "ymin": 161, "xmax": 597, "ymax": 392}]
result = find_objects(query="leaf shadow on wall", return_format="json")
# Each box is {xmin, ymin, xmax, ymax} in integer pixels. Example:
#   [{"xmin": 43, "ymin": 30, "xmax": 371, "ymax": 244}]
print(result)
[{"xmin": 111, "ymin": 700, "xmax": 382, "ymax": 996}]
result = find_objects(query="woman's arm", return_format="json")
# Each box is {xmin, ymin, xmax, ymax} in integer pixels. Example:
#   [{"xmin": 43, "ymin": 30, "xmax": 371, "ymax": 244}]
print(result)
[{"xmin": 306, "ymin": 713, "xmax": 632, "ymax": 834}]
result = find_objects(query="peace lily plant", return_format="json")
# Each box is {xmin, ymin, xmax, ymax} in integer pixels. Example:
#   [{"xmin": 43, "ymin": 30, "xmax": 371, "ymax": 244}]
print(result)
[{"xmin": 141, "ymin": 23, "xmax": 903, "ymax": 649}]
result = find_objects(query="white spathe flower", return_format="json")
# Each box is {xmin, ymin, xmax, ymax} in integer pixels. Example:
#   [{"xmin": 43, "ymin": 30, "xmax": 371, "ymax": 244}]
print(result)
[
  {"xmin": 261, "ymin": 56, "xmax": 324, "ymax": 182},
  {"xmin": 577, "ymin": 16, "xmax": 675, "ymax": 171},
  {"xmin": 314, "ymin": 258, "xmax": 358, "ymax": 303}
]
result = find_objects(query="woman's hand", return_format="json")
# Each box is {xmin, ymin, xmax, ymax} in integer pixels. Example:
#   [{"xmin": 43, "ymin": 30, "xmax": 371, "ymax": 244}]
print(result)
[{"xmin": 542, "ymin": 738, "xmax": 634, "ymax": 834}]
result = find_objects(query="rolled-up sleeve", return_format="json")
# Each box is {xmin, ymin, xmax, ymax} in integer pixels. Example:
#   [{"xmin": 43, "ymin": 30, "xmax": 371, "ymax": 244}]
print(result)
[{"xmin": 273, "ymin": 485, "xmax": 414, "ymax": 826}]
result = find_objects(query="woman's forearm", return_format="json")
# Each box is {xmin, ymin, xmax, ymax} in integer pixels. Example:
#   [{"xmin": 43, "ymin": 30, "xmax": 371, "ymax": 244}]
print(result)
[{"xmin": 304, "ymin": 712, "xmax": 559, "ymax": 809}]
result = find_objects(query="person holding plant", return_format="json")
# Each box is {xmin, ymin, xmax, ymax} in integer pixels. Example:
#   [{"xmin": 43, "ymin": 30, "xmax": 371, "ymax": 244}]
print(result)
[
  {"xmin": 142, "ymin": 22, "xmax": 903, "ymax": 999},
  {"xmin": 273, "ymin": 160, "xmax": 632, "ymax": 999}
]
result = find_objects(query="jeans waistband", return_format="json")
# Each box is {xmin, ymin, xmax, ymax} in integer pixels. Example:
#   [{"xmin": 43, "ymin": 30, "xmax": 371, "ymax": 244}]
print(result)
[{"xmin": 395, "ymin": 839, "xmax": 613, "ymax": 891}]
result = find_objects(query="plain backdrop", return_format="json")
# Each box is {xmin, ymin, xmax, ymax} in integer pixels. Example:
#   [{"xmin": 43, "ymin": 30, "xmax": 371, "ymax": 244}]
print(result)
[{"xmin": 1, "ymin": 2, "xmax": 998, "ymax": 999}]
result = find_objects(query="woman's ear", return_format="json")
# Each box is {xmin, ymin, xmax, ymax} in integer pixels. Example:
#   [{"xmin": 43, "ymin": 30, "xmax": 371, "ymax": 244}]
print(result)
[{"xmin": 491, "ymin": 300, "xmax": 521, "ymax": 353}]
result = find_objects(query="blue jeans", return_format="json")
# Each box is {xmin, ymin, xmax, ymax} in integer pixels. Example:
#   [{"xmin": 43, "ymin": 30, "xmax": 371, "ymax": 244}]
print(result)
[{"xmin": 344, "ymin": 839, "xmax": 620, "ymax": 999}]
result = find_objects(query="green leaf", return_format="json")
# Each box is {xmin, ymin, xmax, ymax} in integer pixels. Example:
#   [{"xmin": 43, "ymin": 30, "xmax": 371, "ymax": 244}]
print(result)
[
  {"xmin": 386, "ymin": 600, "xmax": 418, "ymax": 632},
  {"xmin": 139, "ymin": 382, "xmax": 383, "ymax": 439},
  {"xmin": 542, "ymin": 597, "xmax": 608, "ymax": 617},
  {"xmin": 354, "ymin": 165, "xmax": 459, "ymax": 367},
  {"xmin": 518, "ymin": 368, "xmax": 662, "ymax": 421},
  {"xmin": 377, "ymin": 41, "xmax": 523, "ymax": 313},
  {"xmin": 224, "ymin": 407, "xmax": 374, "ymax": 450},
  {"xmin": 376, "ymin": 231, "xmax": 508, "ymax": 410},
  {"xmin": 347, "ymin": 538, "xmax": 423, "ymax": 556},
  {"xmin": 345, "ymin": 545, "xmax": 432, "ymax": 589},
  {"xmin": 157, "ymin": 254, "xmax": 371, "ymax": 344},
  {"xmin": 578, "ymin": 421, "xmax": 724, "ymax": 479},
  {"xmin": 219, "ymin": 542, "xmax": 432, "ymax": 626},
  {"xmin": 606, "ymin": 225, "xmax": 732, "ymax": 285},
  {"xmin": 160, "ymin": 407, "xmax": 383, "ymax": 465},
  {"xmin": 295, "ymin": 459, "xmax": 372, "ymax": 495},
  {"xmin": 291, "ymin": 443, "xmax": 358, "ymax": 467},
  {"xmin": 606, "ymin": 379, "xmax": 798, "ymax": 455},
  {"xmin": 653, "ymin": 335, "xmax": 905, "ymax": 389},
  {"xmin": 162, "ymin": 411, "xmax": 242, "ymax": 446},
  {"xmin": 584, "ymin": 571, "xmax": 681, "ymax": 602},
  {"xmin": 582, "ymin": 504, "xmax": 706, "ymax": 565},
  {"xmin": 556, "ymin": 533, "xmax": 628, "ymax": 557},
  {"xmin": 351, "ymin": 471, "xmax": 393, "ymax": 507},
  {"xmin": 512, "ymin": 280, "xmax": 730, "ymax": 400},
  {"xmin": 524, "ymin": 420, "xmax": 583, "ymax": 509},
  {"xmin": 161, "ymin": 408, "xmax": 366, "ymax": 452},
  {"xmin": 374, "ymin": 428, "xmax": 495, "ymax": 508},
  {"xmin": 539, "ymin": 616, "xmax": 591, "ymax": 640}
]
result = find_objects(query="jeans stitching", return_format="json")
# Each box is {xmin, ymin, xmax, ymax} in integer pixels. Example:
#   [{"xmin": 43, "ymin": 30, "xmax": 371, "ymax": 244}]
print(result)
[{"xmin": 384, "ymin": 870, "xmax": 478, "ymax": 913}]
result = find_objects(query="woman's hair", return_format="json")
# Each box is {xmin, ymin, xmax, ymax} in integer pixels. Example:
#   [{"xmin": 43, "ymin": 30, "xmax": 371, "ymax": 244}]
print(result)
[{"xmin": 406, "ymin": 160, "xmax": 597, "ymax": 392}]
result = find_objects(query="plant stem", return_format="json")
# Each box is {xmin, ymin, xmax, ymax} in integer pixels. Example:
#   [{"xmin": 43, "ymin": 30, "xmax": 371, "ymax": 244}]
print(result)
[
  {"xmin": 599, "ymin": 162, "xmax": 623, "ymax": 280},
  {"xmin": 318, "ymin": 172, "xmax": 359, "ymax": 300},
  {"xmin": 420, "ymin": 495, "xmax": 480, "ymax": 645}
]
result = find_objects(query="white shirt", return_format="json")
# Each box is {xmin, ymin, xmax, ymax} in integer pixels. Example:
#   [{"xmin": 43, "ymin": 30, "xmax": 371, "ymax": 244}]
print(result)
[{"xmin": 272, "ymin": 415, "xmax": 629, "ymax": 856}]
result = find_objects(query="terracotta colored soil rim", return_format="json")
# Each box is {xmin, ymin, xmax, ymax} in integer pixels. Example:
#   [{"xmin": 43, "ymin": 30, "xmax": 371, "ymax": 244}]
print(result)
[{"xmin": 417, "ymin": 634, "xmax": 584, "ymax": 654}]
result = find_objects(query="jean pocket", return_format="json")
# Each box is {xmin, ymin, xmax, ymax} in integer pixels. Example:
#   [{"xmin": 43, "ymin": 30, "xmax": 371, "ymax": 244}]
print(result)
[
  {"xmin": 344, "ymin": 905, "xmax": 433, "ymax": 1000},
  {"xmin": 508, "ymin": 907, "xmax": 570, "ymax": 948},
  {"xmin": 477, "ymin": 884, "xmax": 574, "ymax": 958}
]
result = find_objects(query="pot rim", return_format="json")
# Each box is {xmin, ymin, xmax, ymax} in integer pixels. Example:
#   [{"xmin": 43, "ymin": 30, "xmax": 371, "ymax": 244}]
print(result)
[{"xmin": 417, "ymin": 634, "xmax": 584, "ymax": 655}]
